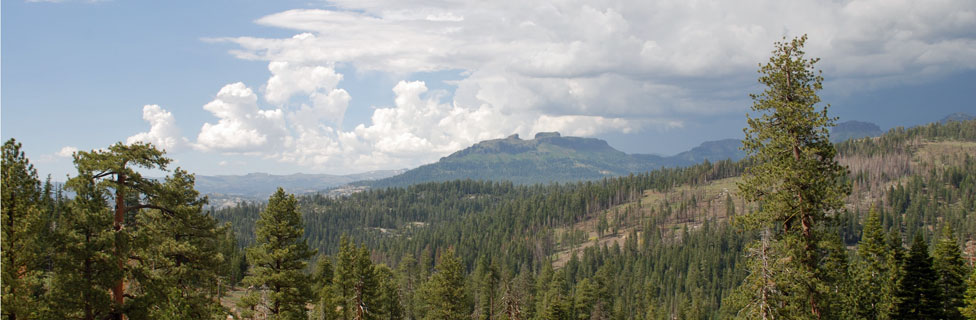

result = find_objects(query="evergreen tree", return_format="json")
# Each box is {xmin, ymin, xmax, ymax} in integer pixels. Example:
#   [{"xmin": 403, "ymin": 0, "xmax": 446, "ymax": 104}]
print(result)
[
  {"xmin": 538, "ymin": 270, "xmax": 571, "ymax": 320},
  {"xmin": 311, "ymin": 255, "xmax": 340, "ymax": 320},
  {"xmin": 422, "ymin": 248, "xmax": 469, "ymax": 320},
  {"xmin": 961, "ymin": 267, "xmax": 976, "ymax": 319},
  {"xmin": 70, "ymin": 142, "xmax": 173, "ymax": 319},
  {"xmin": 894, "ymin": 233, "xmax": 944, "ymax": 319},
  {"xmin": 473, "ymin": 256, "xmax": 500, "ymax": 320},
  {"xmin": 934, "ymin": 225, "xmax": 968, "ymax": 319},
  {"xmin": 242, "ymin": 188, "xmax": 316, "ymax": 320},
  {"xmin": 852, "ymin": 207, "xmax": 898, "ymax": 319},
  {"xmin": 129, "ymin": 169, "xmax": 225, "ymax": 319},
  {"xmin": 1, "ymin": 139, "xmax": 47, "ymax": 319},
  {"xmin": 48, "ymin": 165, "xmax": 122, "ymax": 320},
  {"xmin": 350, "ymin": 245, "xmax": 380, "ymax": 319},
  {"xmin": 729, "ymin": 230, "xmax": 785, "ymax": 320},
  {"xmin": 734, "ymin": 34, "xmax": 850, "ymax": 319},
  {"xmin": 374, "ymin": 264, "xmax": 404, "ymax": 320}
]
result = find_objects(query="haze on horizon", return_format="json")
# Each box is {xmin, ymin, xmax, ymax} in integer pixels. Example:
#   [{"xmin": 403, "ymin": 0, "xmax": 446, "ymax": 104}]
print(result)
[{"xmin": 3, "ymin": 0, "xmax": 975, "ymax": 179}]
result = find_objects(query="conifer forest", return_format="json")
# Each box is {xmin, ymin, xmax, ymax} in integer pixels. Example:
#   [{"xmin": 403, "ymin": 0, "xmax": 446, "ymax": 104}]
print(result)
[{"xmin": 4, "ymin": 36, "xmax": 976, "ymax": 320}]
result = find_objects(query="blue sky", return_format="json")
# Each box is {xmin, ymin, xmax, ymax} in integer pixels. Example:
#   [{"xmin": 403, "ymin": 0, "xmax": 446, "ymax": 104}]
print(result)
[{"xmin": 3, "ymin": 0, "xmax": 975, "ymax": 179}]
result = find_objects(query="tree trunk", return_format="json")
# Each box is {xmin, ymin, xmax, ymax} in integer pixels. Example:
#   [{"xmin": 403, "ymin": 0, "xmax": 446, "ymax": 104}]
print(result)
[{"xmin": 112, "ymin": 173, "xmax": 126, "ymax": 320}]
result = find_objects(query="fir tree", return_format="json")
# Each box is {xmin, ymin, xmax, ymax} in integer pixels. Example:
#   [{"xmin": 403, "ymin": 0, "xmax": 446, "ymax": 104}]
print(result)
[
  {"xmin": 734, "ymin": 34, "xmax": 850, "ymax": 319},
  {"xmin": 422, "ymin": 248, "xmax": 469, "ymax": 320},
  {"xmin": 894, "ymin": 233, "xmax": 944, "ymax": 319},
  {"xmin": 242, "ymin": 188, "xmax": 316, "ymax": 320},
  {"xmin": 311, "ymin": 255, "xmax": 340, "ymax": 320},
  {"xmin": 473, "ymin": 256, "xmax": 500, "ymax": 320},
  {"xmin": 961, "ymin": 267, "xmax": 976, "ymax": 319},
  {"xmin": 1, "ymin": 139, "xmax": 47, "ymax": 319},
  {"xmin": 934, "ymin": 225, "xmax": 968, "ymax": 319},
  {"xmin": 374, "ymin": 264, "xmax": 404, "ymax": 320},
  {"xmin": 852, "ymin": 207, "xmax": 898, "ymax": 319}
]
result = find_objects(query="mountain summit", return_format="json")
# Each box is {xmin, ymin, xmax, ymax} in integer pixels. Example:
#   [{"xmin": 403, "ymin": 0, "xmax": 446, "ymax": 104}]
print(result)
[{"xmin": 367, "ymin": 132, "xmax": 745, "ymax": 187}]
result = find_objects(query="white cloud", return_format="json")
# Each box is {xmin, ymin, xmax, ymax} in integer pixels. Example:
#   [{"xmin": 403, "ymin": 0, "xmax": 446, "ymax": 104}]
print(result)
[
  {"xmin": 185, "ymin": 0, "xmax": 976, "ymax": 172},
  {"xmin": 127, "ymin": 104, "xmax": 186, "ymax": 151},
  {"xmin": 195, "ymin": 83, "xmax": 287, "ymax": 153},
  {"xmin": 56, "ymin": 146, "xmax": 78, "ymax": 158}
]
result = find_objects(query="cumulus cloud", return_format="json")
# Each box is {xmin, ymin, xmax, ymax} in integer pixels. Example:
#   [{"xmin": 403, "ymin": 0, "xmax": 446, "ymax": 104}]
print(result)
[
  {"xmin": 56, "ymin": 146, "xmax": 79, "ymax": 158},
  {"xmin": 195, "ymin": 83, "xmax": 287, "ymax": 153},
  {"xmin": 187, "ymin": 0, "xmax": 976, "ymax": 172},
  {"xmin": 127, "ymin": 104, "xmax": 186, "ymax": 151}
]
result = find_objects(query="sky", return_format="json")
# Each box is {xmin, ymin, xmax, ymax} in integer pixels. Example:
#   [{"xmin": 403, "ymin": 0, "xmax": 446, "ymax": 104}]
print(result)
[{"xmin": 3, "ymin": 0, "xmax": 975, "ymax": 179}]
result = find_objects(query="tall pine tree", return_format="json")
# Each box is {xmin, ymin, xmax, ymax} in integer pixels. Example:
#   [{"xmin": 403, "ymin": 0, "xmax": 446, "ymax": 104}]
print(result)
[
  {"xmin": 894, "ymin": 233, "xmax": 944, "ymax": 319},
  {"xmin": 934, "ymin": 225, "xmax": 968, "ymax": 319},
  {"xmin": 49, "ymin": 162, "xmax": 122, "ymax": 320},
  {"xmin": 733, "ymin": 34, "xmax": 850, "ymax": 319},
  {"xmin": 1, "ymin": 139, "xmax": 47, "ymax": 319},
  {"xmin": 852, "ymin": 207, "xmax": 898, "ymax": 319},
  {"xmin": 961, "ymin": 267, "xmax": 976, "ymax": 319},
  {"xmin": 241, "ymin": 188, "xmax": 316, "ymax": 320},
  {"xmin": 421, "ymin": 248, "xmax": 469, "ymax": 320},
  {"xmin": 129, "ymin": 169, "xmax": 225, "ymax": 319},
  {"xmin": 70, "ymin": 142, "xmax": 173, "ymax": 319}
]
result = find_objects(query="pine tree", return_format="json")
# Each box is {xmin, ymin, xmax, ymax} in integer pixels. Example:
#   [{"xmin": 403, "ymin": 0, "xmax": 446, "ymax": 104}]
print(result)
[
  {"xmin": 539, "ymin": 270, "xmax": 571, "ymax": 320},
  {"xmin": 961, "ymin": 267, "xmax": 976, "ymax": 319},
  {"xmin": 729, "ymin": 229, "xmax": 785, "ymax": 319},
  {"xmin": 242, "ymin": 187, "xmax": 316, "ymax": 320},
  {"xmin": 374, "ymin": 264, "xmax": 404, "ymax": 320},
  {"xmin": 129, "ymin": 169, "xmax": 225, "ymax": 319},
  {"xmin": 934, "ymin": 225, "xmax": 968, "ymax": 319},
  {"xmin": 473, "ymin": 256, "xmax": 499, "ymax": 320},
  {"xmin": 734, "ymin": 34, "xmax": 850, "ymax": 319},
  {"xmin": 573, "ymin": 278, "xmax": 599, "ymax": 320},
  {"xmin": 69, "ymin": 142, "xmax": 173, "ymax": 319},
  {"xmin": 1, "ymin": 139, "xmax": 47, "ymax": 319},
  {"xmin": 48, "ymin": 166, "xmax": 122, "ymax": 320},
  {"xmin": 422, "ymin": 248, "xmax": 469, "ymax": 320},
  {"xmin": 350, "ymin": 245, "xmax": 379, "ymax": 319},
  {"xmin": 311, "ymin": 255, "xmax": 340, "ymax": 320},
  {"xmin": 852, "ymin": 207, "xmax": 898, "ymax": 319},
  {"xmin": 332, "ymin": 235, "xmax": 380, "ymax": 320},
  {"xmin": 894, "ymin": 233, "xmax": 944, "ymax": 319}
]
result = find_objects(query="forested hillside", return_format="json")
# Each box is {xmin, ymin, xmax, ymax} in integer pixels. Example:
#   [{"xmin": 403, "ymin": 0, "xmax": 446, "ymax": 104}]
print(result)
[{"xmin": 208, "ymin": 118, "xmax": 976, "ymax": 319}]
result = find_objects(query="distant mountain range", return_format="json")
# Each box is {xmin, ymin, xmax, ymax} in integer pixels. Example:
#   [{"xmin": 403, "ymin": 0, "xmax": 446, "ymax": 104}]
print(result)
[
  {"xmin": 194, "ymin": 170, "xmax": 403, "ymax": 199},
  {"xmin": 199, "ymin": 112, "xmax": 973, "ymax": 195},
  {"xmin": 364, "ymin": 132, "xmax": 745, "ymax": 188},
  {"xmin": 831, "ymin": 120, "xmax": 883, "ymax": 143},
  {"xmin": 940, "ymin": 112, "xmax": 975, "ymax": 123},
  {"xmin": 828, "ymin": 112, "xmax": 974, "ymax": 143}
]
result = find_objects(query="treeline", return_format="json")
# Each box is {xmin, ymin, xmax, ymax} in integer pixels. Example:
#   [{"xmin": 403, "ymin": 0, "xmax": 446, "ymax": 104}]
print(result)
[{"xmin": 214, "ymin": 158, "xmax": 747, "ymax": 267}]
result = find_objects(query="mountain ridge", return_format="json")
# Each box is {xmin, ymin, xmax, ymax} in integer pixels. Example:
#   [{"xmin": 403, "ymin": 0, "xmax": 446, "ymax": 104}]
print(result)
[
  {"xmin": 364, "ymin": 133, "xmax": 745, "ymax": 188},
  {"xmin": 194, "ymin": 169, "xmax": 404, "ymax": 199}
]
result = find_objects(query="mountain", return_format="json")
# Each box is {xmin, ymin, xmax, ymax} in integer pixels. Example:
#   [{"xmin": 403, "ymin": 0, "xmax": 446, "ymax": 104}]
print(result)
[
  {"xmin": 669, "ymin": 138, "xmax": 745, "ymax": 163},
  {"xmin": 365, "ymin": 132, "xmax": 745, "ymax": 187},
  {"xmin": 831, "ymin": 120, "xmax": 882, "ymax": 142},
  {"xmin": 195, "ymin": 170, "xmax": 403, "ymax": 199},
  {"xmin": 940, "ymin": 112, "xmax": 975, "ymax": 123}
]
